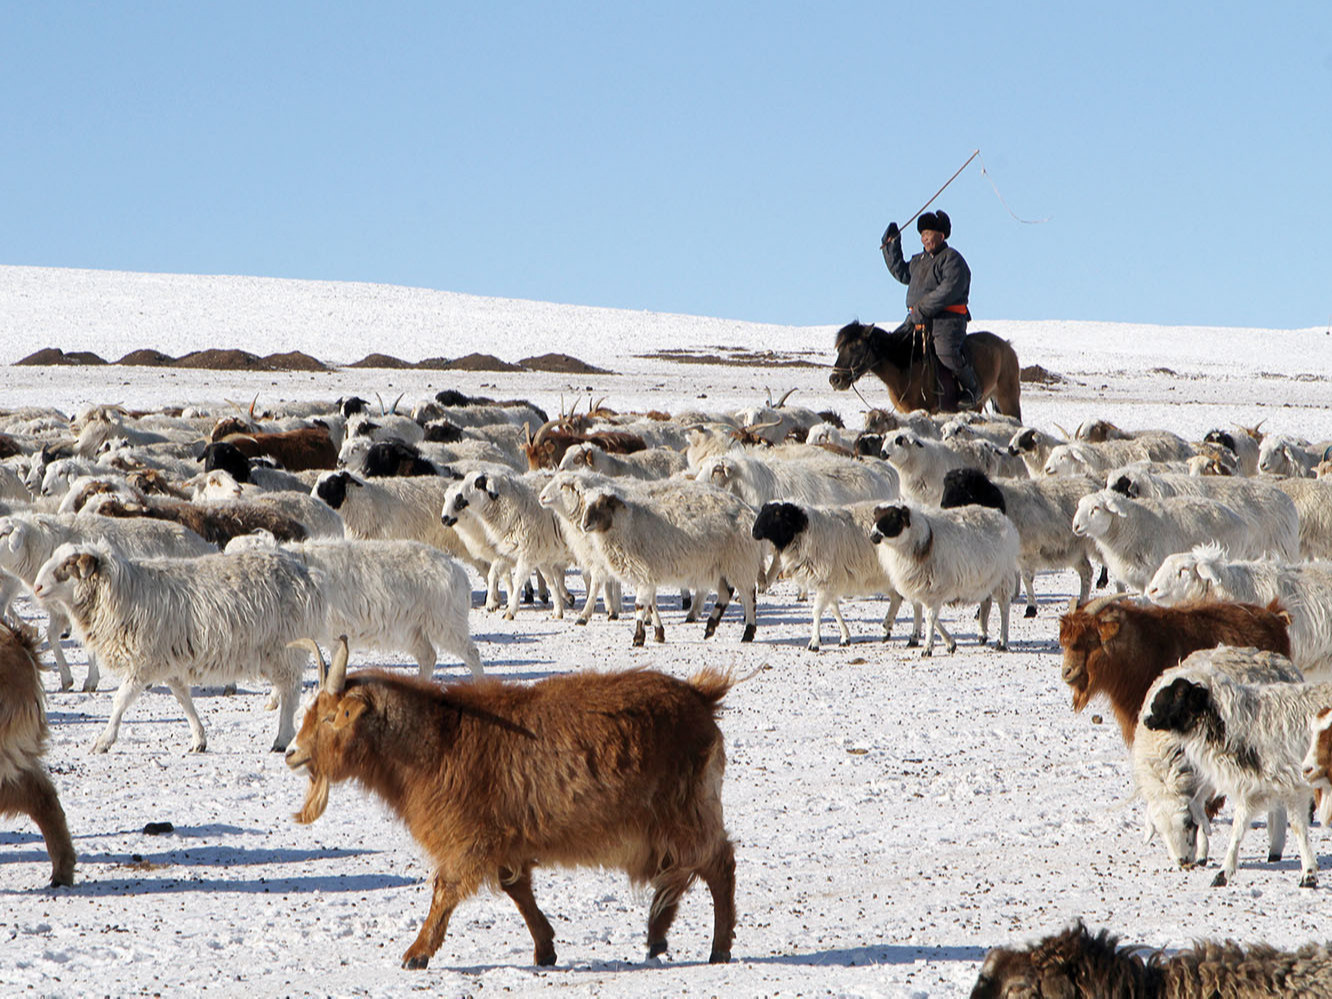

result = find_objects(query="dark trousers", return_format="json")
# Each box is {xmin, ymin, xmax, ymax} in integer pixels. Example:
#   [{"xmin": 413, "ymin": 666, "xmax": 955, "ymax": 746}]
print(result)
[{"xmin": 931, "ymin": 316, "xmax": 968, "ymax": 375}]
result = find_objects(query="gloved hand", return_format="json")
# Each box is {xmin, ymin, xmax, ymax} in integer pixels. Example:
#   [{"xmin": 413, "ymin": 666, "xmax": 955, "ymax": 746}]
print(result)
[
  {"xmin": 909, "ymin": 305, "xmax": 928, "ymax": 328},
  {"xmin": 881, "ymin": 222, "xmax": 900, "ymax": 246}
]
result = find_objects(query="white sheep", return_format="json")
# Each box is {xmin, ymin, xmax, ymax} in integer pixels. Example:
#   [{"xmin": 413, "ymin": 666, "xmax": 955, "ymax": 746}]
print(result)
[
  {"xmin": 1269, "ymin": 477, "xmax": 1332, "ymax": 559},
  {"xmin": 32, "ymin": 543, "xmax": 325, "ymax": 754},
  {"xmin": 0, "ymin": 512, "xmax": 216, "ymax": 691},
  {"xmin": 556, "ymin": 442, "xmax": 688, "ymax": 481},
  {"xmin": 1142, "ymin": 656, "xmax": 1329, "ymax": 887},
  {"xmin": 224, "ymin": 535, "xmax": 482, "ymax": 679},
  {"xmin": 750, "ymin": 500, "xmax": 918, "ymax": 650},
  {"xmin": 1145, "ymin": 544, "xmax": 1332, "ymax": 674},
  {"xmin": 880, "ymin": 430, "xmax": 1003, "ymax": 506},
  {"xmin": 693, "ymin": 450, "xmax": 898, "ymax": 510},
  {"xmin": 194, "ymin": 469, "xmax": 344, "ymax": 539},
  {"xmin": 1259, "ymin": 434, "xmax": 1318, "ymax": 478},
  {"xmin": 536, "ymin": 471, "xmax": 624, "ymax": 624},
  {"xmin": 1071, "ymin": 489, "xmax": 1261, "ymax": 593},
  {"xmin": 869, "ymin": 503, "xmax": 1020, "ymax": 656},
  {"xmin": 1133, "ymin": 646, "xmax": 1302, "ymax": 871},
  {"xmin": 1043, "ymin": 434, "xmax": 1196, "ymax": 477},
  {"xmin": 576, "ymin": 481, "xmax": 764, "ymax": 646}
]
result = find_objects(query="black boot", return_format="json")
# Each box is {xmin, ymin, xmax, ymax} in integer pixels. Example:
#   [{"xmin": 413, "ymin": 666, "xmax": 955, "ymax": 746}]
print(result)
[{"xmin": 955, "ymin": 362, "xmax": 983, "ymax": 409}]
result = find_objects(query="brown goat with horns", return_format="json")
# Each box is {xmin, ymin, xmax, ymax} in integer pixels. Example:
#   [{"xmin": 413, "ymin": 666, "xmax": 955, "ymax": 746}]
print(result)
[{"xmin": 285, "ymin": 637, "xmax": 737, "ymax": 969}]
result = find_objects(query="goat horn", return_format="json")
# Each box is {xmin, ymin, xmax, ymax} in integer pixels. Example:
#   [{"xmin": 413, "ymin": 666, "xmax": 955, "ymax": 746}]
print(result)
[
  {"xmin": 375, "ymin": 392, "xmax": 386, "ymax": 416},
  {"xmin": 530, "ymin": 418, "xmax": 561, "ymax": 449},
  {"xmin": 776, "ymin": 387, "xmax": 798, "ymax": 407},
  {"xmin": 523, "ymin": 421, "xmax": 534, "ymax": 447},
  {"xmin": 1081, "ymin": 593, "xmax": 1130, "ymax": 615},
  {"xmin": 390, "ymin": 392, "xmax": 404, "ymax": 415},
  {"xmin": 1053, "ymin": 422, "xmax": 1072, "ymax": 442},
  {"xmin": 591, "ymin": 396, "xmax": 608, "ymax": 414},
  {"xmin": 765, "ymin": 386, "xmax": 773, "ymax": 407},
  {"xmin": 287, "ymin": 638, "xmax": 328, "ymax": 688},
  {"xmin": 327, "ymin": 635, "xmax": 349, "ymax": 694},
  {"xmin": 746, "ymin": 419, "xmax": 784, "ymax": 433}
]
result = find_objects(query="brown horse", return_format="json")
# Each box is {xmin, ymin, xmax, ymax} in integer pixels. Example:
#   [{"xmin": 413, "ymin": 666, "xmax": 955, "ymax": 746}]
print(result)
[{"xmin": 828, "ymin": 320, "xmax": 1021, "ymax": 420}]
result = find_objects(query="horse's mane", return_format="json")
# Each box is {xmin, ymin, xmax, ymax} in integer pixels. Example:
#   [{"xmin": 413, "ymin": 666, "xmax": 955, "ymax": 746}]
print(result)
[{"xmin": 835, "ymin": 321, "xmax": 920, "ymax": 372}]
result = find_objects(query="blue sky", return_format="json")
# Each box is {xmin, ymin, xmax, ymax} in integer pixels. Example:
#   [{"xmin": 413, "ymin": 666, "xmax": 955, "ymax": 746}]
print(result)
[{"xmin": 3, "ymin": 2, "xmax": 1329, "ymax": 329}]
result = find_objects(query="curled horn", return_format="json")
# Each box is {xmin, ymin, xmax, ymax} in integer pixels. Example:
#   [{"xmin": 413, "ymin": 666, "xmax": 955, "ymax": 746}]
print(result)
[
  {"xmin": 327, "ymin": 635, "xmax": 349, "ymax": 693},
  {"xmin": 288, "ymin": 638, "xmax": 328, "ymax": 688},
  {"xmin": 775, "ymin": 387, "xmax": 798, "ymax": 407},
  {"xmin": 1081, "ymin": 593, "xmax": 1130, "ymax": 616},
  {"xmin": 742, "ymin": 418, "xmax": 784, "ymax": 434},
  {"xmin": 530, "ymin": 418, "xmax": 562, "ymax": 449}
]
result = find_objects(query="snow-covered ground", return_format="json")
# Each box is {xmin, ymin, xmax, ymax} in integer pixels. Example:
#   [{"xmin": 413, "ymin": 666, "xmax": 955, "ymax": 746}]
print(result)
[{"xmin": 2, "ymin": 265, "xmax": 1331, "ymax": 998}]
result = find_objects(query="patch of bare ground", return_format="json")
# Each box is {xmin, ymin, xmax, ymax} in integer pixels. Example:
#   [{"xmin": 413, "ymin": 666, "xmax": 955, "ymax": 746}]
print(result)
[
  {"xmin": 117, "ymin": 348, "xmax": 176, "ymax": 366},
  {"xmin": 1019, "ymin": 364, "xmax": 1066, "ymax": 384},
  {"xmin": 261, "ymin": 351, "xmax": 327, "ymax": 371},
  {"xmin": 346, "ymin": 353, "xmax": 413, "ymax": 369},
  {"xmin": 639, "ymin": 347, "xmax": 822, "ymax": 368},
  {"xmin": 519, "ymin": 353, "xmax": 613, "ymax": 374},
  {"xmin": 441, "ymin": 353, "xmax": 527, "ymax": 372},
  {"xmin": 15, "ymin": 347, "xmax": 108, "ymax": 365}
]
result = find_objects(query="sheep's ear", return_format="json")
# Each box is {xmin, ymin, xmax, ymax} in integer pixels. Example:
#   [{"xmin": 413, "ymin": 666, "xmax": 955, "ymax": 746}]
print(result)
[
  {"xmin": 331, "ymin": 696, "xmax": 366, "ymax": 731},
  {"xmin": 1196, "ymin": 561, "xmax": 1220, "ymax": 585},
  {"xmin": 1102, "ymin": 494, "xmax": 1129, "ymax": 516},
  {"xmin": 72, "ymin": 552, "xmax": 100, "ymax": 578}
]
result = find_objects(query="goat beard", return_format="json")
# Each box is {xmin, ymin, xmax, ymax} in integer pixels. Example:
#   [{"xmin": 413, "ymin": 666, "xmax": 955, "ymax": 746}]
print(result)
[{"xmin": 294, "ymin": 775, "xmax": 330, "ymax": 825}]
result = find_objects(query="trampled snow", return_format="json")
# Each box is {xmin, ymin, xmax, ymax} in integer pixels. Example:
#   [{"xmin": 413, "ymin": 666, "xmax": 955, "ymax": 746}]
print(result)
[{"xmin": 1, "ymin": 265, "xmax": 1331, "ymax": 997}]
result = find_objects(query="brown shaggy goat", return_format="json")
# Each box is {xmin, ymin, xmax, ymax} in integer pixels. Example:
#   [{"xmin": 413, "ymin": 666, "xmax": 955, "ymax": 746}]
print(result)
[
  {"xmin": 210, "ymin": 423, "xmax": 338, "ymax": 471},
  {"xmin": 91, "ymin": 494, "xmax": 307, "ymax": 547},
  {"xmin": 521, "ymin": 420, "xmax": 647, "ymax": 470},
  {"xmin": 972, "ymin": 921, "xmax": 1332, "ymax": 998},
  {"xmin": 285, "ymin": 639, "xmax": 736, "ymax": 970},
  {"xmin": 0, "ymin": 621, "xmax": 75, "ymax": 886},
  {"xmin": 1057, "ymin": 594, "xmax": 1291, "ymax": 745}
]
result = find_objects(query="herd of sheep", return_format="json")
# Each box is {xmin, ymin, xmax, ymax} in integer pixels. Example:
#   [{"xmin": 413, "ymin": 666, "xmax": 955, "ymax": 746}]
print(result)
[{"xmin": 5, "ymin": 389, "xmax": 1332, "ymax": 987}]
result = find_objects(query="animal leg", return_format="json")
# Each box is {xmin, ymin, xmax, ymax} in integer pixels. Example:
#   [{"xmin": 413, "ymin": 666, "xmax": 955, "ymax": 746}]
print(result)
[
  {"xmin": 922, "ymin": 606, "xmax": 939, "ymax": 657},
  {"xmin": 830, "ymin": 597, "xmax": 853, "ymax": 648},
  {"xmin": 1267, "ymin": 805, "xmax": 1288, "ymax": 863},
  {"xmin": 977, "ymin": 597, "xmax": 992, "ymax": 644},
  {"xmin": 647, "ymin": 589, "xmax": 666, "ymax": 644},
  {"xmin": 454, "ymin": 634, "xmax": 484, "ymax": 678},
  {"xmin": 906, "ymin": 602, "xmax": 924, "ymax": 647},
  {"xmin": 484, "ymin": 560, "xmax": 506, "ymax": 612},
  {"xmin": 809, "ymin": 593, "xmax": 829, "ymax": 649},
  {"xmin": 504, "ymin": 559, "xmax": 532, "ymax": 620},
  {"xmin": 1076, "ymin": 558, "xmax": 1093, "ymax": 604},
  {"xmin": 1021, "ymin": 569, "xmax": 1038, "ymax": 618},
  {"xmin": 700, "ymin": 838, "xmax": 736, "ymax": 964},
  {"xmin": 575, "ymin": 573, "xmax": 598, "ymax": 625},
  {"xmin": 534, "ymin": 569, "xmax": 549, "ymax": 605},
  {"xmin": 163, "ymin": 677, "xmax": 207, "ymax": 753},
  {"xmin": 546, "ymin": 564, "xmax": 567, "ymax": 620},
  {"xmin": 92, "ymin": 679, "xmax": 148, "ymax": 753},
  {"xmin": 0, "ymin": 768, "xmax": 75, "ymax": 886},
  {"xmin": 646, "ymin": 864, "xmax": 696, "ymax": 960},
  {"xmin": 1213, "ymin": 798, "xmax": 1255, "ymax": 887},
  {"xmin": 1288, "ymin": 798, "xmax": 1318, "ymax": 887},
  {"xmin": 881, "ymin": 592, "xmax": 903, "ymax": 641},
  {"xmin": 499, "ymin": 866, "xmax": 557, "ymax": 966},
  {"xmin": 703, "ymin": 578, "xmax": 731, "ymax": 640},
  {"xmin": 632, "ymin": 602, "xmax": 647, "ymax": 647},
  {"xmin": 739, "ymin": 583, "xmax": 756, "ymax": 643},
  {"xmin": 401, "ymin": 873, "xmax": 466, "ymax": 970},
  {"xmin": 407, "ymin": 635, "xmax": 437, "ymax": 681},
  {"xmin": 82, "ymin": 650, "xmax": 101, "ymax": 692},
  {"xmin": 45, "ymin": 609, "xmax": 75, "ymax": 692},
  {"xmin": 606, "ymin": 580, "xmax": 622, "ymax": 620},
  {"xmin": 995, "ymin": 581, "xmax": 1012, "ymax": 651}
]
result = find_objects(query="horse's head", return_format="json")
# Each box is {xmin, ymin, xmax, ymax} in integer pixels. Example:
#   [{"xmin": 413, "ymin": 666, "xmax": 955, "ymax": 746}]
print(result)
[{"xmin": 829, "ymin": 321, "xmax": 876, "ymax": 390}]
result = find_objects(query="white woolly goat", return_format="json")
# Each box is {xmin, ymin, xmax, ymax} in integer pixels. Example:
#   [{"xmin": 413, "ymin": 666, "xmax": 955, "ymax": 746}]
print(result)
[
  {"xmin": 311, "ymin": 470, "xmax": 486, "ymax": 576},
  {"xmin": 1269, "ymin": 477, "xmax": 1332, "ymax": 559},
  {"xmin": 750, "ymin": 500, "xmax": 918, "ymax": 650},
  {"xmin": 536, "ymin": 471, "xmax": 624, "ymax": 624},
  {"xmin": 1106, "ymin": 468, "xmax": 1300, "ymax": 561},
  {"xmin": 1005, "ymin": 426, "xmax": 1064, "ymax": 478},
  {"xmin": 879, "ymin": 430, "xmax": 1003, "ymax": 505},
  {"xmin": 1142, "ymin": 658, "xmax": 1332, "ymax": 887},
  {"xmin": 556, "ymin": 442, "xmax": 688, "ymax": 481},
  {"xmin": 0, "ymin": 512, "xmax": 216, "ymax": 691},
  {"xmin": 224, "ymin": 535, "xmax": 482, "ymax": 679},
  {"xmin": 439, "ymin": 470, "xmax": 572, "ymax": 620},
  {"xmin": 1259, "ymin": 433, "xmax": 1318, "ymax": 478},
  {"xmin": 1145, "ymin": 544, "xmax": 1332, "ymax": 675},
  {"xmin": 32, "ymin": 543, "xmax": 325, "ymax": 754},
  {"xmin": 1133, "ymin": 647, "xmax": 1302, "ymax": 871},
  {"xmin": 577, "ymin": 481, "xmax": 764, "ymax": 646},
  {"xmin": 692, "ymin": 450, "xmax": 898, "ymax": 509},
  {"xmin": 1043, "ymin": 434, "xmax": 1196, "ymax": 477},
  {"xmin": 869, "ymin": 503, "xmax": 1020, "ymax": 657},
  {"xmin": 1071, "ymin": 489, "xmax": 1261, "ymax": 592}
]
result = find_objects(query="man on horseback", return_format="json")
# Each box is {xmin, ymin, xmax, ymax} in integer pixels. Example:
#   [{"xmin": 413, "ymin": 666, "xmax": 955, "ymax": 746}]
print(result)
[{"xmin": 880, "ymin": 210, "xmax": 982, "ymax": 411}]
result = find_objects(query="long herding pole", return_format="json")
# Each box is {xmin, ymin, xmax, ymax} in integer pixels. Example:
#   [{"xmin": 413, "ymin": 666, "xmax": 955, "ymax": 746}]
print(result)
[{"xmin": 898, "ymin": 149, "xmax": 981, "ymax": 234}]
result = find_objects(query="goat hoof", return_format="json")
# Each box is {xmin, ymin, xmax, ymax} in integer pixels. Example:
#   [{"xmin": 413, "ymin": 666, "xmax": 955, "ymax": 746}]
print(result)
[
  {"xmin": 50, "ymin": 869, "xmax": 75, "ymax": 888},
  {"xmin": 222, "ymin": 683, "xmax": 237, "ymax": 696},
  {"xmin": 1024, "ymin": 606, "xmax": 1037, "ymax": 618},
  {"xmin": 1269, "ymin": 852, "xmax": 1283, "ymax": 863},
  {"xmin": 906, "ymin": 638, "xmax": 919, "ymax": 648},
  {"xmin": 1211, "ymin": 871, "xmax": 1229, "ymax": 887},
  {"xmin": 946, "ymin": 642, "xmax": 958, "ymax": 654},
  {"xmin": 189, "ymin": 741, "xmax": 207, "ymax": 754},
  {"xmin": 632, "ymin": 623, "xmax": 646, "ymax": 647},
  {"xmin": 270, "ymin": 740, "xmax": 288, "ymax": 753},
  {"xmin": 647, "ymin": 940, "xmax": 668, "ymax": 959},
  {"xmin": 402, "ymin": 954, "xmax": 430, "ymax": 970},
  {"xmin": 80, "ymin": 680, "xmax": 98, "ymax": 693},
  {"xmin": 608, "ymin": 612, "xmax": 620, "ymax": 620},
  {"xmin": 995, "ymin": 641, "xmax": 1008, "ymax": 652},
  {"xmin": 58, "ymin": 680, "xmax": 73, "ymax": 693},
  {"xmin": 654, "ymin": 626, "xmax": 666, "ymax": 643},
  {"xmin": 741, "ymin": 624, "xmax": 756, "ymax": 643},
  {"xmin": 703, "ymin": 620, "xmax": 718, "ymax": 639},
  {"xmin": 709, "ymin": 949, "xmax": 732, "ymax": 964},
  {"xmin": 921, "ymin": 649, "xmax": 933, "ymax": 658},
  {"xmin": 1301, "ymin": 873, "xmax": 1318, "ymax": 888},
  {"xmin": 575, "ymin": 617, "xmax": 588, "ymax": 626},
  {"xmin": 807, "ymin": 641, "xmax": 821, "ymax": 652}
]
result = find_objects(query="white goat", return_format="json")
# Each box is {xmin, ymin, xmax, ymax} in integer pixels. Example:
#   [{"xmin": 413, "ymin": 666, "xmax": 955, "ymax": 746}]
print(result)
[
  {"xmin": 1107, "ymin": 468, "xmax": 1300, "ymax": 561},
  {"xmin": 1142, "ymin": 658, "xmax": 1330, "ymax": 887},
  {"xmin": 224, "ymin": 535, "xmax": 482, "ymax": 679},
  {"xmin": 1145, "ymin": 544, "xmax": 1332, "ymax": 675},
  {"xmin": 0, "ymin": 512, "xmax": 216, "ymax": 691},
  {"xmin": 1043, "ymin": 435, "xmax": 1196, "ymax": 477},
  {"xmin": 194, "ymin": 469, "xmax": 344, "ymax": 539},
  {"xmin": 536, "ymin": 471, "xmax": 624, "ymax": 624},
  {"xmin": 1259, "ymin": 434, "xmax": 1317, "ymax": 478},
  {"xmin": 1071, "ymin": 489, "xmax": 1260, "ymax": 592},
  {"xmin": 693, "ymin": 451, "xmax": 898, "ymax": 509},
  {"xmin": 556, "ymin": 442, "xmax": 687, "ymax": 481},
  {"xmin": 880, "ymin": 430, "xmax": 1001, "ymax": 505},
  {"xmin": 1133, "ymin": 647, "xmax": 1302, "ymax": 871},
  {"xmin": 750, "ymin": 500, "xmax": 917, "ymax": 650},
  {"xmin": 869, "ymin": 503, "xmax": 1020, "ymax": 656},
  {"xmin": 32, "ymin": 543, "xmax": 324, "ymax": 753}
]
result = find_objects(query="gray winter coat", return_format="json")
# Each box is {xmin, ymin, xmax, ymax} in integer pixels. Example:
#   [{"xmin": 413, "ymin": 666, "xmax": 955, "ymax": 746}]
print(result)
[{"xmin": 882, "ymin": 238, "xmax": 971, "ymax": 322}]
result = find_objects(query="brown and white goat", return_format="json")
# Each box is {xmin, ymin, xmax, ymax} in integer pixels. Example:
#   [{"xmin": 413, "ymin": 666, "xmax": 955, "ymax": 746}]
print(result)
[
  {"xmin": 90, "ymin": 494, "xmax": 308, "ymax": 547},
  {"xmin": 211, "ymin": 423, "xmax": 338, "ymax": 471},
  {"xmin": 285, "ymin": 638, "xmax": 736, "ymax": 969},
  {"xmin": 1057, "ymin": 594, "xmax": 1291, "ymax": 745},
  {"xmin": 0, "ymin": 621, "xmax": 75, "ymax": 886},
  {"xmin": 521, "ymin": 420, "xmax": 647, "ymax": 470}
]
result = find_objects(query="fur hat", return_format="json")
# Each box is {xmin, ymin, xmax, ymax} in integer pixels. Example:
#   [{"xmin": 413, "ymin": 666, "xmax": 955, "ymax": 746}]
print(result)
[{"xmin": 917, "ymin": 210, "xmax": 951, "ymax": 237}]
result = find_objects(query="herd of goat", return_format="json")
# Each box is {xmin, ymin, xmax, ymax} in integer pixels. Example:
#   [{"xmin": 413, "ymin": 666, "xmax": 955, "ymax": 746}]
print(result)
[{"xmin": 6, "ymin": 386, "xmax": 1332, "ymax": 984}]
